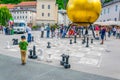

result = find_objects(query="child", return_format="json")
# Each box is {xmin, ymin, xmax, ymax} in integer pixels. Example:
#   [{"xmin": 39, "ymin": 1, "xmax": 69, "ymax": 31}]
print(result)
[{"xmin": 19, "ymin": 35, "xmax": 28, "ymax": 65}]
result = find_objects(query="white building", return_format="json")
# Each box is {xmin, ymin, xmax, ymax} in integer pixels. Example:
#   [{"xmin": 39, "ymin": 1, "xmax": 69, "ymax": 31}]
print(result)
[
  {"xmin": 11, "ymin": 1, "xmax": 37, "ymax": 26},
  {"xmin": 97, "ymin": 0, "xmax": 120, "ymax": 22},
  {"xmin": 36, "ymin": 0, "xmax": 58, "ymax": 26},
  {"xmin": 58, "ymin": 10, "xmax": 71, "ymax": 26}
]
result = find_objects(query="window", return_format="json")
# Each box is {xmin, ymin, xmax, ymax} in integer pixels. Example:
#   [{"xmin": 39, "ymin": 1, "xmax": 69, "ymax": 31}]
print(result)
[
  {"xmin": 23, "ymin": 16, "xmax": 24, "ymax": 19},
  {"xmin": 114, "ymin": 18, "xmax": 117, "ymax": 21},
  {"xmin": 108, "ymin": 8, "xmax": 109, "ymax": 14},
  {"xmin": 14, "ymin": 23, "xmax": 25, "ymax": 27},
  {"xmin": 48, "ymin": 5, "xmax": 50, "ymax": 9},
  {"xmin": 26, "ymin": 16, "xmax": 27, "ymax": 19},
  {"xmin": 115, "ymin": 5, "xmax": 118, "ymax": 11},
  {"xmin": 48, "ymin": 13, "xmax": 50, "ymax": 17},
  {"xmin": 23, "ymin": 11, "xmax": 24, "ymax": 14},
  {"xmin": 42, "ymin": 4, "xmax": 44, "ymax": 9},
  {"xmin": 42, "ymin": 13, "xmax": 44, "ymax": 16},
  {"xmin": 17, "ymin": 16, "xmax": 19, "ymax": 19},
  {"xmin": 104, "ymin": 9, "xmax": 106, "ymax": 14},
  {"xmin": 20, "ymin": 16, "xmax": 21, "ymax": 19}
]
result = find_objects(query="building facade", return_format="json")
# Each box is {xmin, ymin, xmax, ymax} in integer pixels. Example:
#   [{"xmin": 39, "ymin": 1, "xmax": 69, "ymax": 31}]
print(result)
[
  {"xmin": 36, "ymin": 0, "xmax": 58, "ymax": 26},
  {"xmin": 10, "ymin": 1, "xmax": 37, "ymax": 26},
  {"xmin": 97, "ymin": 0, "xmax": 120, "ymax": 22},
  {"xmin": 58, "ymin": 10, "xmax": 70, "ymax": 26}
]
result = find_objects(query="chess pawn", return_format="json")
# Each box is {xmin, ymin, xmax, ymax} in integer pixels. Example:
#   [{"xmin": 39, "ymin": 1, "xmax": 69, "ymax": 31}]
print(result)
[{"xmin": 47, "ymin": 53, "xmax": 52, "ymax": 62}]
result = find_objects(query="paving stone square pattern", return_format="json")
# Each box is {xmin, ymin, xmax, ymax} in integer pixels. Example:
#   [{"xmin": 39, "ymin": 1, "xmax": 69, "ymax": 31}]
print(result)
[{"xmin": 0, "ymin": 54, "xmax": 118, "ymax": 80}]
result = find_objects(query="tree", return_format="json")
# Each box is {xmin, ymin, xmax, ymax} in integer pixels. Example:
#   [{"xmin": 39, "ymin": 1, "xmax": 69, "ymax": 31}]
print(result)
[
  {"xmin": 1, "ymin": 0, "xmax": 22, "ymax": 4},
  {"xmin": 56, "ymin": 0, "xmax": 69, "ymax": 9},
  {"xmin": 0, "ymin": 0, "xmax": 36, "ymax": 4},
  {"xmin": 0, "ymin": 7, "xmax": 12, "ymax": 26},
  {"xmin": 56, "ymin": 0, "xmax": 64, "ymax": 9},
  {"xmin": 104, "ymin": 0, "xmax": 112, "ymax": 3}
]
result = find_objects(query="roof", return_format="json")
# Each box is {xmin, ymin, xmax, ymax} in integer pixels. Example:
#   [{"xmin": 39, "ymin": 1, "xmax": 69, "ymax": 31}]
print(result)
[
  {"xmin": 0, "ymin": 4, "xmax": 16, "ymax": 9},
  {"xmin": 11, "ymin": 9, "xmax": 36, "ymax": 12},
  {"xmin": 16, "ymin": 1, "xmax": 37, "ymax": 7}
]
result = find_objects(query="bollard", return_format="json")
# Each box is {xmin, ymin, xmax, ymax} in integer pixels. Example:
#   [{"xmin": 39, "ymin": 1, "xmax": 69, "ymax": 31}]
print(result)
[
  {"xmin": 64, "ymin": 55, "xmax": 71, "ymax": 69},
  {"xmin": 28, "ymin": 49, "xmax": 33, "ymax": 58},
  {"xmin": 47, "ymin": 42, "xmax": 51, "ymax": 48},
  {"xmin": 86, "ymin": 37, "xmax": 89, "ymax": 47},
  {"xmin": 32, "ymin": 45, "xmax": 37, "ymax": 59},
  {"xmin": 74, "ymin": 35, "xmax": 77, "ymax": 43},
  {"xmin": 91, "ymin": 39, "xmax": 93, "ymax": 44},
  {"xmin": 70, "ymin": 39, "xmax": 72, "ymax": 44},
  {"xmin": 60, "ymin": 54, "xmax": 66, "ymax": 66}
]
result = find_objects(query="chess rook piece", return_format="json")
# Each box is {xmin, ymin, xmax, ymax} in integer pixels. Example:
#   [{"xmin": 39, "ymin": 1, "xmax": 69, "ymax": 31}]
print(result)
[{"xmin": 47, "ymin": 42, "xmax": 51, "ymax": 48}]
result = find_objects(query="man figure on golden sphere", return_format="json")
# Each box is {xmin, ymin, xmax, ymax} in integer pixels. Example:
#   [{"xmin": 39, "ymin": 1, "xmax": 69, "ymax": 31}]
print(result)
[{"xmin": 67, "ymin": 0, "xmax": 102, "ymax": 26}]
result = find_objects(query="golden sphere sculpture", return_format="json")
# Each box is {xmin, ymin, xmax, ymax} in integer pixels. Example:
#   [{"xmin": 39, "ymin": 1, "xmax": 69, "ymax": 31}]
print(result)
[{"xmin": 67, "ymin": 0, "xmax": 102, "ymax": 26}]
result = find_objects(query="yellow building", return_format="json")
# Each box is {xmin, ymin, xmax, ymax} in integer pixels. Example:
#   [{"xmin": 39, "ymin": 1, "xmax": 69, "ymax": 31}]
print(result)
[{"xmin": 36, "ymin": 0, "xmax": 58, "ymax": 26}]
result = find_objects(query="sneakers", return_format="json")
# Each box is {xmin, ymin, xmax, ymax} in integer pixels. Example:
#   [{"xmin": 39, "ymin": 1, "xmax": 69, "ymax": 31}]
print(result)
[{"xmin": 21, "ymin": 63, "xmax": 26, "ymax": 65}]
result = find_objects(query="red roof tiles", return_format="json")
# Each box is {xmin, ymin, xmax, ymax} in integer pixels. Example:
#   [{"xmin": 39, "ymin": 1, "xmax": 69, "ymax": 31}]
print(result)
[
  {"xmin": 17, "ymin": 1, "xmax": 36, "ymax": 7},
  {"xmin": 0, "ymin": 4, "xmax": 16, "ymax": 9}
]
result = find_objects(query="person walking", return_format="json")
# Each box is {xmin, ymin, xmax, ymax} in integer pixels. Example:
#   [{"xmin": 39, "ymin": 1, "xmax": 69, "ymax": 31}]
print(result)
[
  {"xmin": 19, "ymin": 35, "xmax": 28, "ymax": 65},
  {"xmin": 100, "ymin": 26, "xmax": 106, "ymax": 44},
  {"xmin": 116, "ymin": 26, "xmax": 120, "ymax": 39},
  {"xmin": 46, "ymin": 24, "xmax": 50, "ymax": 38},
  {"xmin": 26, "ymin": 24, "xmax": 32, "ymax": 43},
  {"xmin": 95, "ymin": 25, "xmax": 100, "ymax": 38},
  {"xmin": 112, "ymin": 26, "xmax": 116, "ymax": 36},
  {"xmin": 41, "ymin": 24, "xmax": 45, "ymax": 38}
]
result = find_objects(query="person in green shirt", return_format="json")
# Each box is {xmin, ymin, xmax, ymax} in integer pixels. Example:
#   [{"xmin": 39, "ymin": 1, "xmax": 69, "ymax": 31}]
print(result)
[{"xmin": 19, "ymin": 35, "xmax": 28, "ymax": 65}]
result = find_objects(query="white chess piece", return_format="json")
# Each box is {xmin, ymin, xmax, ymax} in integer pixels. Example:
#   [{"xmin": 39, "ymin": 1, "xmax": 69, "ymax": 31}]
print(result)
[
  {"xmin": 38, "ymin": 49, "xmax": 44, "ymax": 61},
  {"xmin": 47, "ymin": 53, "xmax": 52, "ymax": 62},
  {"xmin": 6, "ymin": 41, "xmax": 10, "ymax": 49}
]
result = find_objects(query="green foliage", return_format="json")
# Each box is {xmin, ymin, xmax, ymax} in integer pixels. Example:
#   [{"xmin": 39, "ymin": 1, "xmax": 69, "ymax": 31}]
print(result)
[
  {"xmin": 56, "ymin": 0, "xmax": 64, "ymax": 9},
  {"xmin": 32, "ymin": 26, "xmax": 40, "ymax": 30},
  {"xmin": 50, "ymin": 24, "xmax": 59, "ymax": 29},
  {"xmin": 56, "ymin": 0, "xmax": 69, "ymax": 9},
  {"xmin": 104, "ymin": 0, "xmax": 112, "ymax": 3},
  {"xmin": 0, "ymin": 0, "xmax": 22, "ymax": 4},
  {"xmin": 0, "ymin": 7, "xmax": 12, "ymax": 26},
  {"xmin": 0, "ymin": 0, "xmax": 35, "ymax": 4}
]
